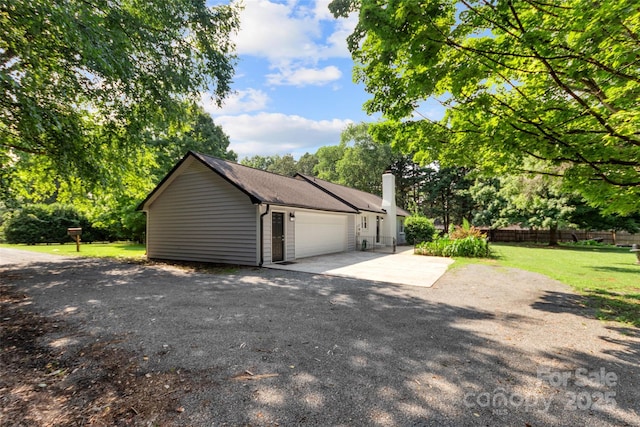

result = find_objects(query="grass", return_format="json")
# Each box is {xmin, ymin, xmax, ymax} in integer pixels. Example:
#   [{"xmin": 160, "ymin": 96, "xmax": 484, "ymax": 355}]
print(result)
[
  {"xmin": 0, "ymin": 242, "xmax": 147, "ymax": 260},
  {"xmin": 0, "ymin": 242, "xmax": 239, "ymax": 273},
  {"xmin": 452, "ymin": 243, "xmax": 640, "ymax": 327}
]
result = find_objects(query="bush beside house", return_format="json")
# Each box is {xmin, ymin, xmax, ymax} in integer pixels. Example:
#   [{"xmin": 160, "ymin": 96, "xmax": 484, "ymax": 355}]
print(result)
[{"xmin": 404, "ymin": 215, "xmax": 436, "ymax": 245}]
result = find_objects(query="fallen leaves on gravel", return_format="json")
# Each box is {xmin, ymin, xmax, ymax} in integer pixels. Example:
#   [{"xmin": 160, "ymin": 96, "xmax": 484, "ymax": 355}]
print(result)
[{"xmin": 0, "ymin": 283, "xmax": 196, "ymax": 426}]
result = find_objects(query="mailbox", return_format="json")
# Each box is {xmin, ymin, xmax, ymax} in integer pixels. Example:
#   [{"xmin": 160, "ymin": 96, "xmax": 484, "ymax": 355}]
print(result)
[
  {"xmin": 67, "ymin": 227, "xmax": 82, "ymax": 237},
  {"xmin": 631, "ymin": 244, "xmax": 640, "ymax": 265},
  {"xmin": 67, "ymin": 228, "xmax": 82, "ymax": 252}
]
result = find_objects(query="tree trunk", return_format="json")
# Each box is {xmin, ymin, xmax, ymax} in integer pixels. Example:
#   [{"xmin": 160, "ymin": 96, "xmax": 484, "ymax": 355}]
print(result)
[{"xmin": 549, "ymin": 224, "xmax": 559, "ymax": 246}]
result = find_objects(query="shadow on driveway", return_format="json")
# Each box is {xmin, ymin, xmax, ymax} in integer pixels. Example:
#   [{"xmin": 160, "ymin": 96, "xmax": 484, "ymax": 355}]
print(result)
[{"xmin": 1, "ymin": 252, "xmax": 639, "ymax": 426}]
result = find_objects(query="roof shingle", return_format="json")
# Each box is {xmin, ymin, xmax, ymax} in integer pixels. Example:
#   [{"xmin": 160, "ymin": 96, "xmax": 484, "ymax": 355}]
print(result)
[
  {"xmin": 192, "ymin": 152, "xmax": 358, "ymax": 213},
  {"xmin": 141, "ymin": 151, "xmax": 410, "ymax": 216},
  {"xmin": 296, "ymin": 174, "xmax": 410, "ymax": 217}
]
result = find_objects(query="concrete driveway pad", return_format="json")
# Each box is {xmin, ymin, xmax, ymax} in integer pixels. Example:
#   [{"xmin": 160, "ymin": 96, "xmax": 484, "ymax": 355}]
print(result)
[{"xmin": 267, "ymin": 248, "xmax": 454, "ymax": 287}]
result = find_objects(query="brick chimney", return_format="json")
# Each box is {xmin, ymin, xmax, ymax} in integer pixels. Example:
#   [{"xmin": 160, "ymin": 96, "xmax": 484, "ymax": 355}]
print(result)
[{"xmin": 381, "ymin": 171, "xmax": 396, "ymax": 242}]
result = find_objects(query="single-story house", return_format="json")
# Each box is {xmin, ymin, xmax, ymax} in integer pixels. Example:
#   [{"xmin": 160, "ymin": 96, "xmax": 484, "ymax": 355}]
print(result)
[{"xmin": 138, "ymin": 151, "xmax": 409, "ymax": 266}]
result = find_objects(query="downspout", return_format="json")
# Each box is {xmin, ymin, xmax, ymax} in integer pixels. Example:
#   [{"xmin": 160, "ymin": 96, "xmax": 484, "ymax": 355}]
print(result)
[{"xmin": 259, "ymin": 204, "xmax": 270, "ymax": 267}]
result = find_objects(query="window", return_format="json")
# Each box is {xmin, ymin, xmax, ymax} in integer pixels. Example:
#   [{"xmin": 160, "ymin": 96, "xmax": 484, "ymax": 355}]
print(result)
[
  {"xmin": 361, "ymin": 216, "xmax": 368, "ymax": 229},
  {"xmin": 399, "ymin": 219, "xmax": 404, "ymax": 233}
]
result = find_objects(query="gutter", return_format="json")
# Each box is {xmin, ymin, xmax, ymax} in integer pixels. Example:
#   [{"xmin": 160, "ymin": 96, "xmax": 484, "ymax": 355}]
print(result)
[{"xmin": 259, "ymin": 204, "xmax": 270, "ymax": 267}]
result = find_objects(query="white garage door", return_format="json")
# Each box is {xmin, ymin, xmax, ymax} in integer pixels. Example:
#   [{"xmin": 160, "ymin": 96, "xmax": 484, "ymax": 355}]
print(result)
[{"xmin": 295, "ymin": 211, "xmax": 348, "ymax": 258}]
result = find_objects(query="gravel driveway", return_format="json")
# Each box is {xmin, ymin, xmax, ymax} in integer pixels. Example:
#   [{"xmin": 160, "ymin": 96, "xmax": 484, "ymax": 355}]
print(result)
[{"xmin": 1, "ymin": 248, "xmax": 639, "ymax": 426}]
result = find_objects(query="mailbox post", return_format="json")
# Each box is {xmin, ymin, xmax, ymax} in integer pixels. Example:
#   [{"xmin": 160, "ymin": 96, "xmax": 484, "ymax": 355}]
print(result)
[
  {"xmin": 631, "ymin": 244, "xmax": 640, "ymax": 265},
  {"xmin": 67, "ymin": 228, "xmax": 82, "ymax": 252}
]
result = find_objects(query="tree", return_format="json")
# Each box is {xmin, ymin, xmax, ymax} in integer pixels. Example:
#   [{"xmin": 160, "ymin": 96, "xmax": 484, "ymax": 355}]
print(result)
[
  {"xmin": 240, "ymin": 154, "xmax": 297, "ymax": 176},
  {"xmin": 149, "ymin": 106, "xmax": 237, "ymax": 178},
  {"xmin": 6, "ymin": 107, "xmax": 237, "ymax": 241},
  {"xmin": 470, "ymin": 172, "xmax": 640, "ymax": 245},
  {"xmin": 386, "ymin": 155, "xmax": 428, "ymax": 212},
  {"xmin": 327, "ymin": 122, "xmax": 426, "ymax": 205},
  {"xmin": 330, "ymin": 0, "xmax": 640, "ymax": 214},
  {"xmin": 501, "ymin": 174, "xmax": 575, "ymax": 246},
  {"xmin": 469, "ymin": 177, "xmax": 509, "ymax": 229},
  {"xmin": 315, "ymin": 123, "xmax": 428, "ymax": 207},
  {"xmin": 1, "ymin": 0, "xmax": 239, "ymax": 190},
  {"xmin": 567, "ymin": 199, "xmax": 640, "ymax": 244},
  {"xmin": 335, "ymin": 123, "xmax": 396, "ymax": 194},
  {"xmin": 471, "ymin": 170, "xmax": 575, "ymax": 245},
  {"xmin": 2, "ymin": 203, "xmax": 96, "ymax": 244},
  {"xmin": 421, "ymin": 166, "xmax": 475, "ymax": 233},
  {"xmin": 241, "ymin": 155, "xmax": 275, "ymax": 171},
  {"xmin": 314, "ymin": 143, "xmax": 347, "ymax": 183},
  {"xmin": 296, "ymin": 153, "xmax": 319, "ymax": 176},
  {"xmin": 267, "ymin": 154, "xmax": 298, "ymax": 176}
]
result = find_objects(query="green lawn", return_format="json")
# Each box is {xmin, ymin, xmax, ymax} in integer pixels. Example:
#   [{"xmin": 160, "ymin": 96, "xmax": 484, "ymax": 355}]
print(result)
[
  {"xmin": 454, "ymin": 243, "xmax": 640, "ymax": 327},
  {"xmin": 0, "ymin": 242, "xmax": 146, "ymax": 260}
]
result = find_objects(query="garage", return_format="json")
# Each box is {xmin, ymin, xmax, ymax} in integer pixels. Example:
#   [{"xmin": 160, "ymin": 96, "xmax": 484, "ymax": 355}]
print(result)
[
  {"xmin": 295, "ymin": 211, "xmax": 348, "ymax": 258},
  {"xmin": 140, "ymin": 153, "xmax": 403, "ymax": 266}
]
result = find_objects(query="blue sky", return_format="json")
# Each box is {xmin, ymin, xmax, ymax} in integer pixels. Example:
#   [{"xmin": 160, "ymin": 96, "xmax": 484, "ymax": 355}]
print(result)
[
  {"xmin": 199, "ymin": 0, "xmax": 365, "ymax": 159},
  {"xmin": 201, "ymin": 0, "xmax": 443, "ymax": 160}
]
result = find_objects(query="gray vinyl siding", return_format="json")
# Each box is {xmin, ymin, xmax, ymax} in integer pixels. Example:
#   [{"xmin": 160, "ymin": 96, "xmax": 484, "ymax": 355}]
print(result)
[
  {"xmin": 262, "ymin": 211, "xmax": 272, "ymax": 264},
  {"xmin": 347, "ymin": 214, "xmax": 356, "ymax": 251},
  {"xmin": 147, "ymin": 162, "xmax": 258, "ymax": 265},
  {"xmin": 285, "ymin": 211, "xmax": 295, "ymax": 260}
]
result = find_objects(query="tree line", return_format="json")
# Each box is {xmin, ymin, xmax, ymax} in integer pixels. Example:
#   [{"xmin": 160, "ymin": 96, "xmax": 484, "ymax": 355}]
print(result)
[
  {"xmin": 1, "ymin": 107, "xmax": 237, "ymax": 243},
  {"xmin": 329, "ymin": 0, "xmax": 639, "ymax": 215},
  {"xmin": 1, "ymin": 0, "xmax": 241, "ymax": 243},
  {"xmin": 241, "ymin": 123, "xmax": 640, "ymax": 245},
  {"xmin": 1, "ymin": 0, "xmax": 638, "ymax": 245}
]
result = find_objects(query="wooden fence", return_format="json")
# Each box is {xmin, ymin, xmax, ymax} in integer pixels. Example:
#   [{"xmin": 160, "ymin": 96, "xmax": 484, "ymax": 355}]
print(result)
[{"xmin": 483, "ymin": 229, "xmax": 640, "ymax": 246}]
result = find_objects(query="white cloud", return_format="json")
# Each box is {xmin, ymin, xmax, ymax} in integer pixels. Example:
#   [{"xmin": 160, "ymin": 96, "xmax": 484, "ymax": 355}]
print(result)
[
  {"xmin": 215, "ymin": 112, "xmax": 353, "ymax": 158},
  {"xmin": 231, "ymin": 0, "xmax": 357, "ymax": 86},
  {"xmin": 324, "ymin": 14, "xmax": 358, "ymax": 57},
  {"xmin": 233, "ymin": 1, "xmax": 321, "ymax": 61},
  {"xmin": 312, "ymin": 0, "xmax": 335, "ymax": 20},
  {"xmin": 198, "ymin": 2, "xmax": 362, "ymax": 159},
  {"xmin": 200, "ymin": 88, "xmax": 269, "ymax": 115},
  {"xmin": 266, "ymin": 65, "xmax": 342, "ymax": 86}
]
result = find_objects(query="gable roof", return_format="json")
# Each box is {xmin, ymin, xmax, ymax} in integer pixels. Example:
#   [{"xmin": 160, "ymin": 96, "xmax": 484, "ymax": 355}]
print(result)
[
  {"xmin": 139, "ymin": 152, "xmax": 358, "ymax": 213},
  {"xmin": 139, "ymin": 151, "xmax": 410, "ymax": 217},
  {"xmin": 296, "ymin": 174, "xmax": 411, "ymax": 217},
  {"xmin": 295, "ymin": 174, "xmax": 385, "ymax": 213}
]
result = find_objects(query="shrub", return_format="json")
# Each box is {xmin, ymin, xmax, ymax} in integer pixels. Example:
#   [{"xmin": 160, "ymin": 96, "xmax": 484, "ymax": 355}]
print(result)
[
  {"xmin": 2, "ymin": 205, "xmax": 49, "ymax": 244},
  {"xmin": 415, "ymin": 236, "xmax": 491, "ymax": 258},
  {"xmin": 449, "ymin": 218, "xmax": 485, "ymax": 240},
  {"xmin": 3, "ymin": 204, "xmax": 93, "ymax": 244},
  {"xmin": 446, "ymin": 235, "xmax": 491, "ymax": 257},
  {"xmin": 415, "ymin": 237, "xmax": 451, "ymax": 257},
  {"xmin": 91, "ymin": 203, "xmax": 146, "ymax": 243},
  {"xmin": 404, "ymin": 215, "xmax": 436, "ymax": 245}
]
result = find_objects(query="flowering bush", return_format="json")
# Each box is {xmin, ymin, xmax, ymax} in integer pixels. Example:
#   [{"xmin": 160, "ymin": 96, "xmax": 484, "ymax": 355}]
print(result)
[{"xmin": 449, "ymin": 220, "xmax": 486, "ymax": 240}]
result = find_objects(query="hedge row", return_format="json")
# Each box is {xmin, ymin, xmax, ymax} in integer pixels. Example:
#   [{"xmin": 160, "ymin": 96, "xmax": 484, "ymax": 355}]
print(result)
[{"xmin": 2, "ymin": 204, "xmax": 111, "ymax": 244}]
